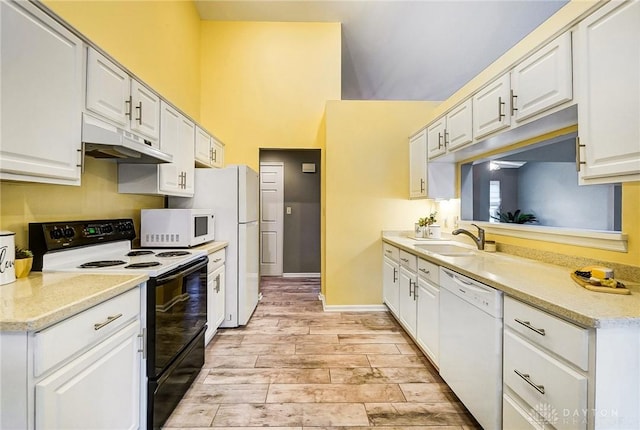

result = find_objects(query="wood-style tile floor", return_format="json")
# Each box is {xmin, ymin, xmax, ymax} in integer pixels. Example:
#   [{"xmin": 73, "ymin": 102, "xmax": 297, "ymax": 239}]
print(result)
[{"xmin": 163, "ymin": 277, "xmax": 481, "ymax": 429}]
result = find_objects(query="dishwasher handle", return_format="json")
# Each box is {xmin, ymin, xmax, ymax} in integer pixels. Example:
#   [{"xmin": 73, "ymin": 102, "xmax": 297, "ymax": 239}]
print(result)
[{"xmin": 451, "ymin": 273, "xmax": 492, "ymax": 294}]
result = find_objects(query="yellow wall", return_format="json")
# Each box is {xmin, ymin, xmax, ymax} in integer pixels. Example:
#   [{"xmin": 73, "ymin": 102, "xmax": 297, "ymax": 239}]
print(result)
[
  {"xmin": 43, "ymin": 0, "xmax": 202, "ymax": 120},
  {"xmin": 199, "ymin": 21, "xmax": 341, "ymax": 171},
  {"xmin": 0, "ymin": 159, "xmax": 163, "ymax": 248},
  {"xmin": 324, "ymin": 101, "xmax": 439, "ymax": 305}
]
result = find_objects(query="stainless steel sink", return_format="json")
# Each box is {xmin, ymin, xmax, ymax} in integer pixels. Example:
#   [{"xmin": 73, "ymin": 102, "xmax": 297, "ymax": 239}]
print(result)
[{"xmin": 415, "ymin": 243, "xmax": 477, "ymax": 257}]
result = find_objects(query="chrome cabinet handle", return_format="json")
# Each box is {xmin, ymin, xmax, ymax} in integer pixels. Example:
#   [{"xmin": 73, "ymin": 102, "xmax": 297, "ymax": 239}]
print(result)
[
  {"xmin": 419, "ymin": 268, "xmax": 430, "ymax": 275},
  {"xmin": 443, "ymin": 130, "xmax": 449, "ymax": 147},
  {"xmin": 514, "ymin": 369, "xmax": 545, "ymax": 394},
  {"xmin": 401, "ymin": 258, "xmax": 409, "ymax": 263},
  {"xmin": 420, "ymin": 178, "xmax": 425, "ymax": 193},
  {"xmin": 213, "ymin": 149, "xmax": 217, "ymax": 162},
  {"xmin": 137, "ymin": 328, "xmax": 146, "ymax": 358},
  {"xmin": 215, "ymin": 274, "xmax": 221, "ymax": 293},
  {"xmin": 385, "ymin": 249, "xmax": 392, "ymax": 255},
  {"xmin": 498, "ymin": 96, "xmax": 506, "ymax": 121},
  {"xmin": 438, "ymin": 132, "xmax": 443, "ymax": 149},
  {"xmin": 575, "ymin": 136, "xmax": 586, "ymax": 172},
  {"xmin": 135, "ymin": 101, "xmax": 143, "ymax": 124},
  {"xmin": 125, "ymin": 96, "xmax": 132, "ymax": 118},
  {"xmin": 213, "ymin": 258, "xmax": 222, "ymax": 263},
  {"xmin": 94, "ymin": 313, "xmax": 123, "ymax": 331},
  {"xmin": 393, "ymin": 267, "xmax": 398, "ymax": 283},
  {"xmin": 515, "ymin": 318, "xmax": 546, "ymax": 336},
  {"xmin": 510, "ymin": 89, "xmax": 518, "ymax": 116}
]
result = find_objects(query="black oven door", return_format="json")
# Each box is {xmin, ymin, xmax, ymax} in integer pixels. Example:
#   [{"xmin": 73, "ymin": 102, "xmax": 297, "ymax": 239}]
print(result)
[{"xmin": 147, "ymin": 255, "xmax": 208, "ymax": 378}]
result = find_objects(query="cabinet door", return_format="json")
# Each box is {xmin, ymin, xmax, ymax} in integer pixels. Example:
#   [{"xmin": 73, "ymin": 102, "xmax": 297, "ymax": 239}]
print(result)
[
  {"xmin": 211, "ymin": 138, "xmax": 225, "ymax": 168},
  {"xmin": 85, "ymin": 48, "xmax": 130, "ymax": 127},
  {"xmin": 195, "ymin": 126, "xmax": 213, "ymax": 167},
  {"xmin": 177, "ymin": 115, "xmax": 195, "ymax": 195},
  {"xmin": 382, "ymin": 256, "xmax": 399, "ymax": 317},
  {"xmin": 473, "ymin": 73, "xmax": 511, "ymax": 139},
  {"xmin": 35, "ymin": 321, "xmax": 141, "ymax": 430},
  {"xmin": 409, "ymin": 131, "xmax": 427, "ymax": 198},
  {"xmin": 0, "ymin": 0, "xmax": 83, "ymax": 185},
  {"xmin": 445, "ymin": 99, "xmax": 473, "ymax": 151},
  {"xmin": 130, "ymin": 80, "xmax": 160, "ymax": 143},
  {"xmin": 159, "ymin": 102, "xmax": 181, "ymax": 194},
  {"xmin": 426, "ymin": 118, "xmax": 446, "ymax": 159},
  {"xmin": 398, "ymin": 267, "xmax": 417, "ymax": 338},
  {"xmin": 512, "ymin": 32, "xmax": 573, "ymax": 123},
  {"xmin": 213, "ymin": 265, "xmax": 226, "ymax": 329},
  {"xmin": 577, "ymin": 0, "xmax": 640, "ymax": 181},
  {"xmin": 416, "ymin": 278, "xmax": 439, "ymax": 366}
]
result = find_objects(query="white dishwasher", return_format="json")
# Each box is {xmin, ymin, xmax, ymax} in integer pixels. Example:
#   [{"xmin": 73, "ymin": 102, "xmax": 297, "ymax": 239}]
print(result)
[{"xmin": 439, "ymin": 267, "xmax": 503, "ymax": 430}]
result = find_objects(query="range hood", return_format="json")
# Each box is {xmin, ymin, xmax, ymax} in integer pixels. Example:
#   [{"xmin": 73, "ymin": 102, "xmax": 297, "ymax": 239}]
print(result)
[{"xmin": 82, "ymin": 113, "xmax": 172, "ymax": 164}]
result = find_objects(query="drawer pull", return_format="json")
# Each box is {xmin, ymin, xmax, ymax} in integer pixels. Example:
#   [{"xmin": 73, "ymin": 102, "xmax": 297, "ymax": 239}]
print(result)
[
  {"xmin": 393, "ymin": 267, "xmax": 398, "ymax": 283},
  {"xmin": 213, "ymin": 258, "xmax": 222, "ymax": 263},
  {"xmin": 94, "ymin": 313, "xmax": 123, "ymax": 331},
  {"xmin": 419, "ymin": 268, "xmax": 430, "ymax": 274},
  {"xmin": 515, "ymin": 318, "xmax": 546, "ymax": 336},
  {"xmin": 514, "ymin": 369, "xmax": 545, "ymax": 394},
  {"xmin": 401, "ymin": 258, "xmax": 409, "ymax": 263}
]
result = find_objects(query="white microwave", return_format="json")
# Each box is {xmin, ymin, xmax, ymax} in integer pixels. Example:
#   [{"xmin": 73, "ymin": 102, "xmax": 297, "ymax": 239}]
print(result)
[{"xmin": 140, "ymin": 209, "xmax": 215, "ymax": 248}]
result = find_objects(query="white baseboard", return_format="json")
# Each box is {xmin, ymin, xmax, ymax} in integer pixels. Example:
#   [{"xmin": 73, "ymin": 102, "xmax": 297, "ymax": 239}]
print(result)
[
  {"xmin": 283, "ymin": 272, "xmax": 321, "ymax": 278},
  {"xmin": 318, "ymin": 292, "xmax": 388, "ymax": 312}
]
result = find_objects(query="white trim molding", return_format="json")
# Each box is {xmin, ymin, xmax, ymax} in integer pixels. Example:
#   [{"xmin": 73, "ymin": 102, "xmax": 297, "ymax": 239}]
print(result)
[
  {"xmin": 283, "ymin": 273, "xmax": 321, "ymax": 278},
  {"xmin": 459, "ymin": 221, "xmax": 628, "ymax": 252},
  {"xmin": 318, "ymin": 293, "xmax": 388, "ymax": 312}
]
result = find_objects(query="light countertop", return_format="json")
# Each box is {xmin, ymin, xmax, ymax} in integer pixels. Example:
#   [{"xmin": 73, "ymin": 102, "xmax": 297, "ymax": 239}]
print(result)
[
  {"xmin": 0, "ymin": 272, "xmax": 148, "ymax": 332},
  {"xmin": 383, "ymin": 232, "xmax": 640, "ymax": 329},
  {"xmin": 193, "ymin": 241, "xmax": 228, "ymax": 254}
]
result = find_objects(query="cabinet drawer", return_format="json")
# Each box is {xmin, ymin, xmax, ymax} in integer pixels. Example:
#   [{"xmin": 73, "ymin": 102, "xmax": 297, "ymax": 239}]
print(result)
[
  {"xmin": 34, "ymin": 287, "xmax": 141, "ymax": 377},
  {"xmin": 505, "ymin": 296, "xmax": 589, "ymax": 371},
  {"xmin": 208, "ymin": 249, "xmax": 225, "ymax": 273},
  {"xmin": 399, "ymin": 250, "xmax": 417, "ymax": 271},
  {"xmin": 417, "ymin": 258, "xmax": 439, "ymax": 284},
  {"xmin": 503, "ymin": 393, "xmax": 545, "ymax": 430},
  {"xmin": 504, "ymin": 330, "xmax": 587, "ymax": 430},
  {"xmin": 382, "ymin": 243, "xmax": 399, "ymax": 262}
]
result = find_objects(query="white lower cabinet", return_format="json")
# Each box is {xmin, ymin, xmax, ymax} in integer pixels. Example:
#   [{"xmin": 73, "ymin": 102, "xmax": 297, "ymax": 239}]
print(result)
[
  {"xmin": 382, "ymin": 244, "xmax": 400, "ymax": 315},
  {"xmin": 398, "ymin": 251, "xmax": 418, "ymax": 338},
  {"xmin": 0, "ymin": 286, "xmax": 144, "ymax": 430},
  {"xmin": 416, "ymin": 258, "xmax": 439, "ymax": 367},
  {"xmin": 35, "ymin": 320, "xmax": 141, "ymax": 430},
  {"xmin": 205, "ymin": 248, "xmax": 226, "ymax": 345},
  {"xmin": 503, "ymin": 297, "xmax": 588, "ymax": 430}
]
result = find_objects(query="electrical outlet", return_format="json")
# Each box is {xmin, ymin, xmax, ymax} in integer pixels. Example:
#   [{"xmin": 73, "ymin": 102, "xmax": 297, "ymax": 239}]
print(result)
[{"xmin": 286, "ymin": 207, "xmax": 292, "ymax": 215}]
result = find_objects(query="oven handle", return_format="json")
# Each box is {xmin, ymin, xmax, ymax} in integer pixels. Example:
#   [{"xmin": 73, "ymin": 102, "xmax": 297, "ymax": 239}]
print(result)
[{"xmin": 155, "ymin": 256, "xmax": 208, "ymax": 284}]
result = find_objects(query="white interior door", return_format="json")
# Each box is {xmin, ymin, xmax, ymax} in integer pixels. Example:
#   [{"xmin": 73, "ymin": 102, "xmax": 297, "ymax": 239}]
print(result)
[{"xmin": 259, "ymin": 162, "xmax": 284, "ymax": 276}]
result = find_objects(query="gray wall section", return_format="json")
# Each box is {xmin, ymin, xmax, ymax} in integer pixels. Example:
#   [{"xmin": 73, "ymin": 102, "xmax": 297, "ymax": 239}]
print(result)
[{"xmin": 260, "ymin": 149, "xmax": 321, "ymax": 273}]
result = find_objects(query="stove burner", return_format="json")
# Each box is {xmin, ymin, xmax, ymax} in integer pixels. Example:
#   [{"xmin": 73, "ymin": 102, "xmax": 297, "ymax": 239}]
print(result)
[
  {"xmin": 156, "ymin": 251, "xmax": 191, "ymax": 258},
  {"xmin": 125, "ymin": 262, "xmax": 162, "ymax": 269},
  {"xmin": 127, "ymin": 250, "xmax": 155, "ymax": 257},
  {"xmin": 79, "ymin": 260, "xmax": 127, "ymax": 268}
]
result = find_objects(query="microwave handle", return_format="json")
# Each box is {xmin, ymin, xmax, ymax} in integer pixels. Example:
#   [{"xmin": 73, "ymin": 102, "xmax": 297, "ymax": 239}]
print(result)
[{"xmin": 155, "ymin": 257, "xmax": 208, "ymax": 284}]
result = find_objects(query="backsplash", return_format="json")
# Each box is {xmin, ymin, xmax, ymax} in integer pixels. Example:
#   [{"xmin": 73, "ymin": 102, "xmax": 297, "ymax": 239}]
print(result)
[{"xmin": 0, "ymin": 158, "xmax": 163, "ymax": 248}]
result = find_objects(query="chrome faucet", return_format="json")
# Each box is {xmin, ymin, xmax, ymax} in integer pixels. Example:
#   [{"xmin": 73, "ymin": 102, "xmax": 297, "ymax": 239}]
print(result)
[{"xmin": 452, "ymin": 223, "xmax": 485, "ymax": 250}]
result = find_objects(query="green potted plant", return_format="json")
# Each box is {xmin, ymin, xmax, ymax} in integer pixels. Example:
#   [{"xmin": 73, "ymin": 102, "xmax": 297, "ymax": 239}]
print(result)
[
  {"xmin": 14, "ymin": 245, "xmax": 33, "ymax": 278},
  {"xmin": 491, "ymin": 209, "xmax": 538, "ymax": 224}
]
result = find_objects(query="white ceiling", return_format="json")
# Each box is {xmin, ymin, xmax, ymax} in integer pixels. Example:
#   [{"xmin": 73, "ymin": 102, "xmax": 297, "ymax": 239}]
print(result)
[{"xmin": 194, "ymin": 0, "xmax": 568, "ymax": 100}]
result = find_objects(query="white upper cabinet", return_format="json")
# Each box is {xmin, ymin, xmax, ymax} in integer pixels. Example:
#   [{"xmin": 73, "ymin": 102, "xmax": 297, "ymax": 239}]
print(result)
[
  {"xmin": 444, "ymin": 99, "xmax": 473, "ymax": 151},
  {"xmin": 86, "ymin": 49, "xmax": 160, "ymax": 146},
  {"xmin": 473, "ymin": 73, "xmax": 511, "ymax": 139},
  {"xmin": 409, "ymin": 130, "xmax": 427, "ymax": 198},
  {"xmin": 118, "ymin": 102, "xmax": 195, "ymax": 196},
  {"xmin": 426, "ymin": 117, "xmax": 447, "ymax": 159},
  {"xmin": 576, "ymin": 0, "xmax": 640, "ymax": 183},
  {"xmin": 511, "ymin": 32, "xmax": 573, "ymax": 123},
  {"xmin": 195, "ymin": 126, "xmax": 225, "ymax": 168},
  {"xmin": 0, "ymin": 0, "xmax": 84, "ymax": 185}
]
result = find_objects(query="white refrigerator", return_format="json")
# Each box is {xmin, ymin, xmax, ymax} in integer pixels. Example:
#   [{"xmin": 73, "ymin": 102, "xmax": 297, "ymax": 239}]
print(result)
[{"xmin": 169, "ymin": 165, "xmax": 259, "ymax": 327}]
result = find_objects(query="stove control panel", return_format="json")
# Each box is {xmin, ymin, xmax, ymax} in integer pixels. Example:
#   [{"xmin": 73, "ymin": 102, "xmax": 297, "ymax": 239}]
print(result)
[{"xmin": 29, "ymin": 219, "xmax": 136, "ymax": 270}]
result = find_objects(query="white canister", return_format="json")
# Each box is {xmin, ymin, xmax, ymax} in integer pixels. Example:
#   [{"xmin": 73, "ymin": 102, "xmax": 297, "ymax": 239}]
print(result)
[
  {"xmin": 0, "ymin": 231, "xmax": 16, "ymax": 285},
  {"xmin": 427, "ymin": 225, "xmax": 441, "ymax": 239}
]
